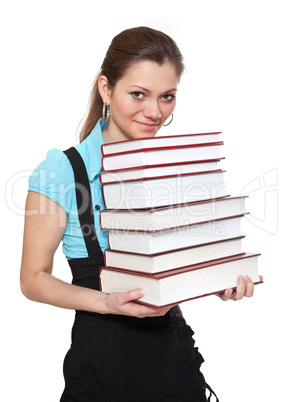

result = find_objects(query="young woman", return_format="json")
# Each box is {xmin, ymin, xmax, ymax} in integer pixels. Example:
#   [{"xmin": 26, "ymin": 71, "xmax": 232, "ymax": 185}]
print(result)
[{"xmin": 20, "ymin": 27, "xmax": 256, "ymax": 401}]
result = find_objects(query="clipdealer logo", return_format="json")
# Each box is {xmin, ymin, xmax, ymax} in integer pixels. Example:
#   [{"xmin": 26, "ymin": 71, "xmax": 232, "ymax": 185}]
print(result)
[
  {"xmin": 241, "ymin": 168, "xmax": 279, "ymax": 235},
  {"xmin": 5, "ymin": 167, "xmax": 279, "ymax": 236}
]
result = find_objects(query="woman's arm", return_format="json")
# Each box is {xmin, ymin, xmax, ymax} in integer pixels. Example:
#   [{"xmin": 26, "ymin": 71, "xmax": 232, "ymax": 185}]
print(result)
[{"xmin": 20, "ymin": 192, "xmax": 172, "ymax": 318}]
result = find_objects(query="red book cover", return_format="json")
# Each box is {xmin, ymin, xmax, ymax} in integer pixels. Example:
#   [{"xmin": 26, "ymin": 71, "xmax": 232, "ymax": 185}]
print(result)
[
  {"xmin": 104, "ymin": 236, "xmax": 245, "ymax": 259},
  {"xmin": 101, "ymin": 132, "xmax": 223, "ymax": 155},
  {"xmin": 102, "ymin": 141, "xmax": 223, "ymax": 157},
  {"xmin": 100, "ymin": 253, "xmax": 260, "ymax": 279},
  {"xmin": 99, "ymin": 158, "xmax": 225, "ymax": 184},
  {"xmin": 107, "ymin": 213, "xmax": 248, "ymax": 233},
  {"xmin": 101, "ymin": 142, "xmax": 224, "ymax": 171},
  {"xmin": 100, "ymin": 195, "xmax": 243, "ymax": 214},
  {"xmin": 101, "ymin": 168, "xmax": 224, "ymax": 185}
]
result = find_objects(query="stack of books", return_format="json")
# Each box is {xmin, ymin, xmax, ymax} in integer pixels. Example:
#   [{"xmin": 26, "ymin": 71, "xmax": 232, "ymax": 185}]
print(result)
[{"xmin": 99, "ymin": 132, "xmax": 262, "ymax": 307}]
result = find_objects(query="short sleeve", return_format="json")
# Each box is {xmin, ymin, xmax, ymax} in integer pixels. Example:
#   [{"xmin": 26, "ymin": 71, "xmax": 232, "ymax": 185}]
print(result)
[{"xmin": 28, "ymin": 148, "xmax": 74, "ymax": 214}]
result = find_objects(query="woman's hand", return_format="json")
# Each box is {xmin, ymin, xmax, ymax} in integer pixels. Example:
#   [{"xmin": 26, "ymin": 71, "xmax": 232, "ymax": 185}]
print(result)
[
  {"xmin": 103, "ymin": 288, "xmax": 173, "ymax": 318},
  {"xmin": 218, "ymin": 275, "xmax": 263, "ymax": 301}
]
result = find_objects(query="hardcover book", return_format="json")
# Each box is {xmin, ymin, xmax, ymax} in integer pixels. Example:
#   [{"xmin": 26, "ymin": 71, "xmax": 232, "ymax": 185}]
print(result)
[
  {"xmin": 102, "ymin": 143, "xmax": 223, "ymax": 171},
  {"xmin": 101, "ymin": 132, "xmax": 222, "ymax": 156},
  {"xmin": 100, "ymin": 196, "xmax": 246, "ymax": 231},
  {"xmin": 99, "ymin": 132, "xmax": 262, "ymax": 306},
  {"xmin": 100, "ymin": 253, "xmax": 261, "ymax": 307},
  {"xmin": 104, "ymin": 237, "xmax": 244, "ymax": 274},
  {"xmin": 99, "ymin": 159, "xmax": 222, "ymax": 184},
  {"xmin": 102, "ymin": 170, "xmax": 227, "ymax": 209},
  {"xmin": 108, "ymin": 215, "xmax": 246, "ymax": 254}
]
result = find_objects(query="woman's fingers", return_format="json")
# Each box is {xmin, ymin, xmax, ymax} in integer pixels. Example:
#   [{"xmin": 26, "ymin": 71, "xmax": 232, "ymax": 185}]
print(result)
[
  {"xmin": 123, "ymin": 288, "xmax": 145, "ymax": 303},
  {"xmin": 232, "ymin": 276, "xmax": 254, "ymax": 301},
  {"xmin": 218, "ymin": 275, "xmax": 259, "ymax": 301},
  {"xmin": 244, "ymin": 276, "xmax": 255, "ymax": 297},
  {"xmin": 232, "ymin": 276, "xmax": 246, "ymax": 300},
  {"xmin": 219, "ymin": 288, "xmax": 233, "ymax": 301},
  {"xmin": 106, "ymin": 289, "xmax": 172, "ymax": 318}
]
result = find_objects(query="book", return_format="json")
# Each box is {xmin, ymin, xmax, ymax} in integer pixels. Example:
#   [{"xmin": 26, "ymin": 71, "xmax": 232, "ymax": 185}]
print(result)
[
  {"xmin": 102, "ymin": 170, "xmax": 227, "ymax": 210},
  {"xmin": 100, "ymin": 196, "xmax": 246, "ymax": 231},
  {"xmin": 101, "ymin": 132, "xmax": 222, "ymax": 155},
  {"xmin": 108, "ymin": 215, "xmax": 245, "ymax": 254},
  {"xmin": 102, "ymin": 143, "xmax": 223, "ymax": 171},
  {"xmin": 99, "ymin": 253, "xmax": 262, "ymax": 307},
  {"xmin": 104, "ymin": 237, "xmax": 244, "ymax": 274},
  {"xmin": 99, "ymin": 159, "xmax": 223, "ymax": 184}
]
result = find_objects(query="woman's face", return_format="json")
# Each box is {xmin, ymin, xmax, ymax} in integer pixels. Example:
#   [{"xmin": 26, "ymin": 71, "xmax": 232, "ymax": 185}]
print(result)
[{"xmin": 101, "ymin": 61, "xmax": 179, "ymax": 143}]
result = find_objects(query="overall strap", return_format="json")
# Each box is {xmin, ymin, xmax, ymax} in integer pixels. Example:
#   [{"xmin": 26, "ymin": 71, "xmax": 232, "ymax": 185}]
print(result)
[
  {"xmin": 63, "ymin": 147, "xmax": 103, "ymax": 260},
  {"xmin": 206, "ymin": 382, "xmax": 220, "ymax": 402}
]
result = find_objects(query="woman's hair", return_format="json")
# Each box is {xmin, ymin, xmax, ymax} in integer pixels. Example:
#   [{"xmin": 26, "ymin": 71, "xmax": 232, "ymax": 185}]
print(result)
[{"xmin": 78, "ymin": 26, "xmax": 185, "ymax": 142}]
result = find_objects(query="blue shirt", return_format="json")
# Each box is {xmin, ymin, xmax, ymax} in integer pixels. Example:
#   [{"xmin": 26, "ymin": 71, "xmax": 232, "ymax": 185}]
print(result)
[{"xmin": 28, "ymin": 119, "xmax": 109, "ymax": 259}]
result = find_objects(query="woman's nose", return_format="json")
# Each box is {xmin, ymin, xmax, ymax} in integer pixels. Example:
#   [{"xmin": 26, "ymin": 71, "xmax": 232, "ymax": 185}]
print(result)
[{"xmin": 143, "ymin": 100, "xmax": 161, "ymax": 120}]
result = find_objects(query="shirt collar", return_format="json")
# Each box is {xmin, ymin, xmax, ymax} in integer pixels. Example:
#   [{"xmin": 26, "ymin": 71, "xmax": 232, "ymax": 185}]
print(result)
[{"xmin": 83, "ymin": 118, "xmax": 107, "ymax": 182}]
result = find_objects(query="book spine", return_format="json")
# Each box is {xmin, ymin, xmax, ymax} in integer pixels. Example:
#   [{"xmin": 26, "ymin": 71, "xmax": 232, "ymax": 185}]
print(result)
[
  {"xmin": 99, "ymin": 210, "xmax": 102, "ymax": 230},
  {"xmin": 107, "ymin": 230, "xmax": 112, "ymax": 250},
  {"xmin": 101, "ymin": 156, "xmax": 106, "ymax": 171},
  {"xmin": 101, "ymin": 186, "xmax": 107, "ymax": 209}
]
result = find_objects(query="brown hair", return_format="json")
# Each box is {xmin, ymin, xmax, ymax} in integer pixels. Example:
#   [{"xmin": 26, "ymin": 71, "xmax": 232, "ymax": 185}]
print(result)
[{"xmin": 78, "ymin": 26, "xmax": 185, "ymax": 142}]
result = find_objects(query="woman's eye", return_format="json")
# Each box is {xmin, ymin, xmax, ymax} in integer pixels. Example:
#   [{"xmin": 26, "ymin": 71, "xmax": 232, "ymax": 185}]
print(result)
[
  {"xmin": 162, "ymin": 94, "xmax": 176, "ymax": 102},
  {"xmin": 131, "ymin": 92, "xmax": 144, "ymax": 100}
]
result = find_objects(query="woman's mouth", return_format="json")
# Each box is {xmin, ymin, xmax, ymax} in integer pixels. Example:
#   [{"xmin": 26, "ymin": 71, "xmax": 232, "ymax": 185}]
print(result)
[{"xmin": 135, "ymin": 121, "xmax": 159, "ymax": 131}]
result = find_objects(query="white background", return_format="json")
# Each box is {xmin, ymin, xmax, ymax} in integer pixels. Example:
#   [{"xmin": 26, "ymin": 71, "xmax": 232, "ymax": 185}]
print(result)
[{"xmin": 1, "ymin": 1, "xmax": 282, "ymax": 401}]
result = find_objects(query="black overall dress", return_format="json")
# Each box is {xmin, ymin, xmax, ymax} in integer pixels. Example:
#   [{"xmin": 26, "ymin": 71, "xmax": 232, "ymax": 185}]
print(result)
[{"xmin": 60, "ymin": 147, "xmax": 219, "ymax": 402}]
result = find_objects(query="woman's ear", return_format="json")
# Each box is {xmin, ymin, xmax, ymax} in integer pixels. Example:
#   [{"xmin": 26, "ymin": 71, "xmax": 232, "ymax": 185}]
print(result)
[{"xmin": 98, "ymin": 75, "xmax": 112, "ymax": 104}]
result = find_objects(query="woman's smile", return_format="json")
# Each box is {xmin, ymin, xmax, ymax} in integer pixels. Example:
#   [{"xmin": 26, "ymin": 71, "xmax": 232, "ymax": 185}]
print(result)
[{"xmin": 134, "ymin": 120, "xmax": 160, "ymax": 131}]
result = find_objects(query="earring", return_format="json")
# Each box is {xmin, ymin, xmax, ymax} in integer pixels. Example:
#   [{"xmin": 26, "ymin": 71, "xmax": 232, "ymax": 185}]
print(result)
[
  {"xmin": 102, "ymin": 103, "xmax": 110, "ymax": 125},
  {"xmin": 163, "ymin": 114, "xmax": 173, "ymax": 127}
]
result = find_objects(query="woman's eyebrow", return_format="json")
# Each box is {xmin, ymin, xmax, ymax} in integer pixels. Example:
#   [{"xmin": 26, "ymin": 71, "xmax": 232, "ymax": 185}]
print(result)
[
  {"xmin": 164, "ymin": 88, "xmax": 178, "ymax": 93},
  {"xmin": 128, "ymin": 85, "xmax": 178, "ymax": 93},
  {"xmin": 128, "ymin": 85, "xmax": 150, "ymax": 92}
]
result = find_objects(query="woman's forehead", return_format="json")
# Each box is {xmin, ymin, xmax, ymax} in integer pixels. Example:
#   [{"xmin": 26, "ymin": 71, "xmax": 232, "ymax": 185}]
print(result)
[{"xmin": 118, "ymin": 60, "xmax": 179, "ymax": 88}]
